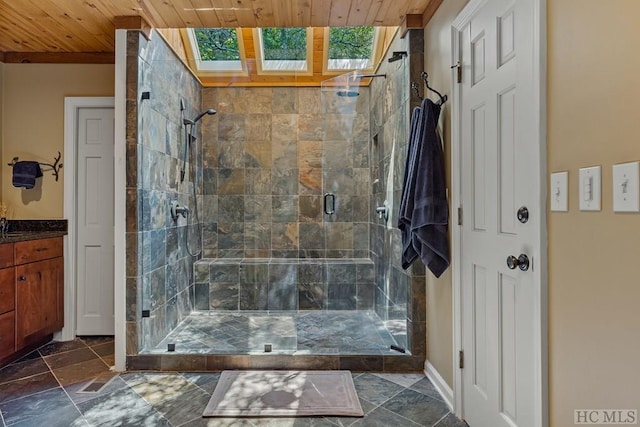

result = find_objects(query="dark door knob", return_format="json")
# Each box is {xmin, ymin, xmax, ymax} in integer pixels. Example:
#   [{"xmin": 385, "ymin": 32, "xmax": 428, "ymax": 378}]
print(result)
[
  {"xmin": 506, "ymin": 254, "xmax": 530, "ymax": 271},
  {"xmin": 517, "ymin": 206, "xmax": 529, "ymax": 223}
]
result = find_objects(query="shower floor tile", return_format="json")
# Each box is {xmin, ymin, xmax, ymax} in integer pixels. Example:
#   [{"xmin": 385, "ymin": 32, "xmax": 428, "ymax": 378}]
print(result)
[{"xmin": 145, "ymin": 310, "xmax": 404, "ymax": 355}]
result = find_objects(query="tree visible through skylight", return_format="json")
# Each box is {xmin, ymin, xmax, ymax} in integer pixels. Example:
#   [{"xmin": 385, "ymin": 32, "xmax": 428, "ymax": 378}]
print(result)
[
  {"xmin": 261, "ymin": 28, "xmax": 307, "ymax": 60},
  {"xmin": 194, "ymin": 28, "xmax": 240, "ymax": 61},
  {"xmin": 187, "ymin": 26, "xmax": 383, "ymax": 74},
  {"xmin": 329, "ymin": 27, "xmax": 375, "ymax": 60}
]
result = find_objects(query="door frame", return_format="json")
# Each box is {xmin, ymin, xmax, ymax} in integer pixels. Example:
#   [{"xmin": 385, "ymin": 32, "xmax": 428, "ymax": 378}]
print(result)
[
  {"xmin": 61, "ymin": 96, "xmax": 115, "ymax": 342},
  {"xmin": 450, "ymin": 0, "xmax": 548, "ymax": 425}
]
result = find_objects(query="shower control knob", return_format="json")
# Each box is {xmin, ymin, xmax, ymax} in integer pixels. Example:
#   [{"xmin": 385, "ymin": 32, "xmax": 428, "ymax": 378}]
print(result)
[
  {"xmin": 170, "ymin": 200, "xmax": 189, "ymax": 221},
  {"xmin": 375, "ymin": 200, "xmax": 390, "ymax": 222},
  {"xmin": 506, "ymin": 254, "xmax": 530, "ymax": 271}
]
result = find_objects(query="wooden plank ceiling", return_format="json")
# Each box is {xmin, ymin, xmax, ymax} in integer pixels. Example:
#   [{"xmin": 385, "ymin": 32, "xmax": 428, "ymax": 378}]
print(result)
[{"xmin": 0, "ymin": 0, "xmax": 435, "ymax": 55}]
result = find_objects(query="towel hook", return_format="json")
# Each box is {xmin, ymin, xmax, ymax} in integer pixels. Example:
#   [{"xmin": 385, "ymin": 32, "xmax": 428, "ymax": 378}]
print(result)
[{"xmin": 411, "ymin": 72, "xmax": 448, "ymax": 105}]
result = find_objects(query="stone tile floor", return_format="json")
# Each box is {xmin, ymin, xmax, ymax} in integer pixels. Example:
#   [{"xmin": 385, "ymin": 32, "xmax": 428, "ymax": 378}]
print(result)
[
  {"xmin": 147, "ymin": 311, "xmax": 405, "ymax": 356},
  {"xmin": 0, "ymin": 337, "xmax": 470, "ymax": 427}
]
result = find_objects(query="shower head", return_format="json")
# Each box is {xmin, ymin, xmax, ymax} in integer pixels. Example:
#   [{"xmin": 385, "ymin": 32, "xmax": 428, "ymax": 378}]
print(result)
[
  {"xmin": 388, "ymin": 51, "xmax": 407, "ymax": 62},
  {"xmin": 335, "ymin": 73, "xmax": 385, "ymax": 97},
  {"xmin": 336, "ymin": 90, "xmax": 360, "ymax": 97},
  {"xmin": 183, "ymin": 109, "xmax": 216, "ymax": 125}
]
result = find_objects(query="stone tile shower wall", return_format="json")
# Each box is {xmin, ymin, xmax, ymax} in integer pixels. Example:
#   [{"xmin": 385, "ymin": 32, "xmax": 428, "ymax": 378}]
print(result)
[
  {"xmin": 125, "ymin": 30, "xmax": 203, "ymax": 354},
  {"xmin": 192, "ymin": 87, "xmax": 373, "ymax": 312},
  {"xmin": 369, "ymin": 30, "xmax": 427, "ymax": 354},
  {"xmin": 199, "ymin": 87, "xmax": 371, "ymax": 260}
]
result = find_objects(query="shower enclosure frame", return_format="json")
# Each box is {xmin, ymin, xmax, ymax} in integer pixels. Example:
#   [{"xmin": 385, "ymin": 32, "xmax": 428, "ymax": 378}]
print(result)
[{"xmin": 123, "ymin": 28, "xmax": 429, "ymax": 373}]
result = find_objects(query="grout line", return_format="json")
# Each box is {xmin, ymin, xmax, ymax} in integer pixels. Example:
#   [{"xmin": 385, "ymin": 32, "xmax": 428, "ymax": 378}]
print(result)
[
  {"xmin": 0, "ymin": 359, "xmax": 52, "ymax": 387},
  {"xmin": 124, "ymin": 374, "xmax": 173, "ymax": 425},
  {"xmin": 0, "ymin": 370, "xmax": 54, "ymax": 389},
  {"xmin": 0, "ymin": 401, "xmax": 6, "ymax": 427},
  {"xmin": 58, "ymin": 377, "xmax": 92, "ymax": 426},
  {"xmin": 38, "ymin": 340, "xmax": 91, "ymax": 360},
  {"xmin": 85, "ymin": 344, "xmax": 114, "ymax": 370},
  {"xmin": 431, "ymin": 412, "xmax": 452, "ymax": 427},
  {"xmin": 177, "ymin": 372, "xmax": 219, "ymax": 395},
  {"xmin": 373, "ymin": 405, "xmax": 424, "ymax": 426}
]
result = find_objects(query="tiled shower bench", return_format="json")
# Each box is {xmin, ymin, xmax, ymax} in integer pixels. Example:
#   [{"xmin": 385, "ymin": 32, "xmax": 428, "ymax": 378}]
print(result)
[{"xmin": 194, "ymin": 258, "xmax": 375, "ymax": 311}]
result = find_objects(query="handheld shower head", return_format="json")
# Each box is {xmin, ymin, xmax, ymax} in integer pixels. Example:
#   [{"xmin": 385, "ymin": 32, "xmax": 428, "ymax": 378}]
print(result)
[
  {"xmin": 183, "ymin": 109, "xmax": 216, "ymax": 125},
  {"xmin": 180, "ymin": 107, "xmax": 216, "ymax": 183}
]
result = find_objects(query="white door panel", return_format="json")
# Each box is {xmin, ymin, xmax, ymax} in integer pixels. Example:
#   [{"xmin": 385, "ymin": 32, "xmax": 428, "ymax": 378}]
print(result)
[
  {"xmin": 76, "ymin": 107, "xmax": 115, "ymax": 335},
  {"xmin": 457, "ymin": 0, "xmax": 540, "ymax": 425}
]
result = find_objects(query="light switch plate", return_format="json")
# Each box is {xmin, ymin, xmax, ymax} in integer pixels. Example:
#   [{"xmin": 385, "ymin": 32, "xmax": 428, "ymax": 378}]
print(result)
[
  {"xmin": 579, "ymin": 166, "xmax": 601, "ymax": 211},
  {"xmin": 613, "ymin": 161, "xmax": 640, "ymax": 212},
  {"xmin": 550, "ymin": 171, "xmax": 568, "ymax": 212}
]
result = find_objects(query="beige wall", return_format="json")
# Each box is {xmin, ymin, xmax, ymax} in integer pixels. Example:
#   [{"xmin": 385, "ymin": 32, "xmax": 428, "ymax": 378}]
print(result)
[
  {"xmin": 548, "ymin": 1, "xmax": 640, "ymax": 425},
  {"xmin": 423, "ymin": 0, "xmax": 469, "ymax": 389},
  {"xmin": 2, "ymin": 64, "xmax": 114, "ymax": 218}
]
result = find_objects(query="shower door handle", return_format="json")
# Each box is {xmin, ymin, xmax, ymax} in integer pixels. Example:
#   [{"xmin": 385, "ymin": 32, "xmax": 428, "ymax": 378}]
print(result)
[{"xmin": 324, "ymin": 193, "xmax": 335, "ymax": 215}]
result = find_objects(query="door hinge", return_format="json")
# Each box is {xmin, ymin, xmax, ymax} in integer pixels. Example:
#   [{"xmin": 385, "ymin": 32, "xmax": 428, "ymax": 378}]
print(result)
[
  {"xmin": 459, "ymin": 350, "xmax": 464, "ymax": 369},
  {"xmin": 457, "ymin": 206, "xmax": 463, "ymax": 226},
  {"xmin": 451, "ymin": 61, "xmax": 462, "ymax": 83}
]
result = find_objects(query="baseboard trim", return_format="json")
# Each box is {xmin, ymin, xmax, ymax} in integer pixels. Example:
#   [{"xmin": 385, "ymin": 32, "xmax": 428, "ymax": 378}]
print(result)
[{"xmin": 424, "ymin": 360, "xmax": 454, "ymax": 411}]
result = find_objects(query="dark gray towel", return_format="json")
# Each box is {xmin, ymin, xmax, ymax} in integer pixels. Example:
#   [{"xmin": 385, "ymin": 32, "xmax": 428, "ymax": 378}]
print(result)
[
  {"xmin": 12, "ymin": 161, "xmax": 43, "ymax": 189},
  {"xmin": 398, "ymin": 105, "xmax": 423, "ymax": 267},
  {"xmin": 398, "ymin": 99, "xmax": 450, "ymax": 277}
]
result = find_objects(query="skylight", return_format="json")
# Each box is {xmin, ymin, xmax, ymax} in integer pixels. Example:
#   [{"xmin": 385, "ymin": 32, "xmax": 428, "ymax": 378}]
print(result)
[
  {"xmin": 255, "ymin": 27, "xmax": 312, "ymax": 73},
  {"xmin": 187, "ymin": 28, "xmax": 245, "ymax": 72},
  {"xmin": 183, "ymin": 26, "xmax": 390, "ymax": 81},
  {"xmin": 326, "ymin": 26, "xmax": 378, "ymax": 71}
]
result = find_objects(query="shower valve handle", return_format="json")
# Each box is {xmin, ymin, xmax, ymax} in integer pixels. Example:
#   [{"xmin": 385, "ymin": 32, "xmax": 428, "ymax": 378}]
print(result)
[
  {"xmin": 170, "ymin": 200, "xmax": 189, "ymax": 221},
  {"xmin": 324, "ymin": 193, "xmax": 335, "ymax": 215}
]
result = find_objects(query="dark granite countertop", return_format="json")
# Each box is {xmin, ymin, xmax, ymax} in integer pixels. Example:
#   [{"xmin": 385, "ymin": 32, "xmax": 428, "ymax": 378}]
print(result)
[
  {"xmin": 0, "ymin": 230, "xmax": 67, "ymax": 244},
  {"xmin": 0, "ymin": 220, "xmax": 67, "ymax": 244}
]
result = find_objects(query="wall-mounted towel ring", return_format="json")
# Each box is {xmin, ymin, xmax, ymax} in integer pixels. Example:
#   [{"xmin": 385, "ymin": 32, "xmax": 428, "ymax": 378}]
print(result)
[{"xmin": 7, "ymin": 151, "xmax": 63, "ymax": 182}]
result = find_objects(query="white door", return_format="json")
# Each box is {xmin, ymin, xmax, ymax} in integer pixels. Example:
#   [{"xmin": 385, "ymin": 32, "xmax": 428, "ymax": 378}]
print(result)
[
  {"xmin": 455, "ymin": 0, "xmax": 542, "ymax": 425},
  {"xmin": 76, "ymin": 107, "xmax": 115, "ymax": 335}
]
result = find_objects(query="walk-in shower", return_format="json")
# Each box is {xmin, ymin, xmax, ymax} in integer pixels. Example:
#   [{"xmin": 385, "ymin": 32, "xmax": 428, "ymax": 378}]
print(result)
[
  {"xmin": 140, "ymin": 66, "xmax": 410, "ymax": 358},
  {"xmin": 131, "ymin": 34, "xmax": 424, "ymax": 371}
]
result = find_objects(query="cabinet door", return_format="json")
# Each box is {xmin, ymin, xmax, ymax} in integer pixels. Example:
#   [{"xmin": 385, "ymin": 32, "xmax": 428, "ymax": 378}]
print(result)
[
  {"xmin": 0, "ymin": 267, "xmax": 15, "ymax": 315},
  {"xmin": 15, "ymin": 257, "xmax": 64, "ymax": 350},
  {"xmin": 0, "ymin": 244, "xmax": 14, "ymax": 269},
  {"xmin": 0, "ymin": 311, "xmax": 15, "ymax": 360}
]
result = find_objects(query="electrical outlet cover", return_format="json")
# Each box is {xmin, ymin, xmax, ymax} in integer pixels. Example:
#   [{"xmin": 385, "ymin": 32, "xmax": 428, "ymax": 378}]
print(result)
[
  {"xmin": 613, "ymin": 161, "xmax": 640, "ymax": 212},
  {"xmin": 550, "ymin": 171, "xmax": 568, "ymax": 212},
  {"xmin": 579, "ymin": 166, "xmax": 601, "ymax": 211}
]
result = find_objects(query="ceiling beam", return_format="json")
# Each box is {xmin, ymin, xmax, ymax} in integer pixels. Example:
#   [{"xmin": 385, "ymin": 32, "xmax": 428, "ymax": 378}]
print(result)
[
  {"xmin": 114, "ymin": 15, "xmax": 153, "ymax": 40},
  {"xmin": 1, "ymin": 52, "xmax": 115, "ymax": 64},
  {"xmin": 400, "ymin": 14, "xmax": 424, "ymax": 38},
  {"xmin": 421, "ymin": 0, "xmax": 444, "ymax": 26}
]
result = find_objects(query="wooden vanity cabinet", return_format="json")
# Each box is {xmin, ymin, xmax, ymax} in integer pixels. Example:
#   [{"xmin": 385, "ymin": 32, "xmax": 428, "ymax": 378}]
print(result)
[
  {"xmin": 0, "ymin": 246, "xmax": 15, "ymax": 360},
  {"xmin": 0, "ymin": 237, "xmax": 64, "ymax": 363},
  {"xmin": 15, "ymin": 256, "xmax": 64, "ymax": 349}
]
